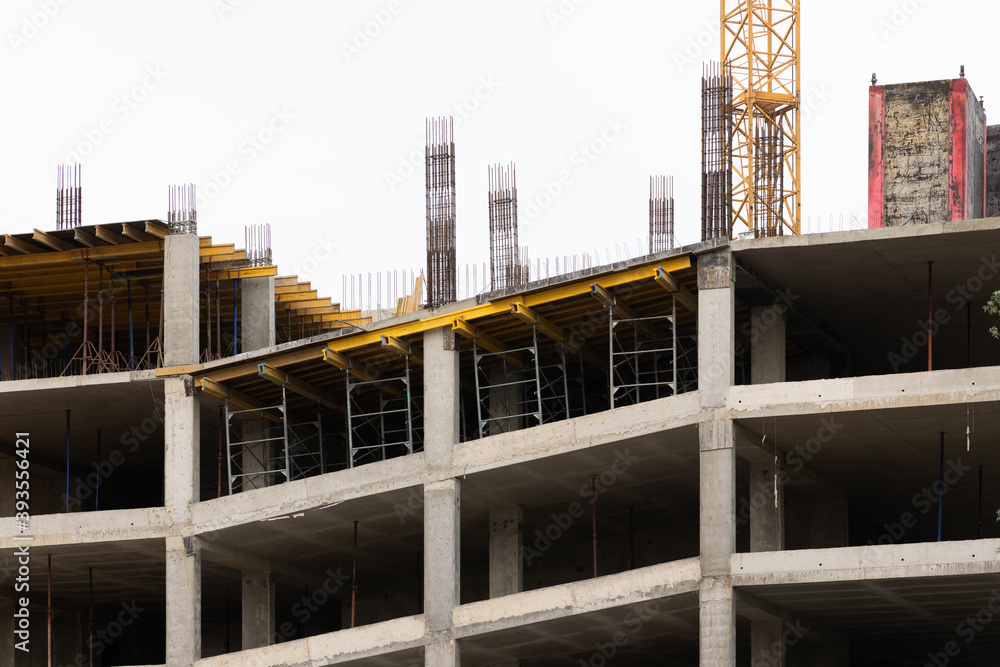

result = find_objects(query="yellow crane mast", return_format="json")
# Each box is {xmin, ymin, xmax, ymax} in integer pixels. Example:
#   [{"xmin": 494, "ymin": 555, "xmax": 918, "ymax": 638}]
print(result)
[{"xmin": 722, "ymin": 0, "xmax": 801, "ymax": 236}]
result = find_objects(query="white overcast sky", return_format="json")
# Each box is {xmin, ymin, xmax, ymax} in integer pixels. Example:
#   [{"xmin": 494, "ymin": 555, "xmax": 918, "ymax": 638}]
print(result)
[{"xmin": 1, "ymin": 1, "xmax": 997, "ymax": 306}]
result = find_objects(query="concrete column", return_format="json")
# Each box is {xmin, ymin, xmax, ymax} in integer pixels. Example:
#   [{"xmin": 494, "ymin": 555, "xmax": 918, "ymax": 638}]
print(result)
[
  {"xmin": 489, "ymin": 505, "xmax": 523, "ymax": 598},
  {"xmin": 166, "ymin": 536, "xmax": 201, "ymax": 665},
  {"xmin": 749, "ymin": 462, "xmax": 784, "ymax": 552},
  {"xmin": 812, "ymin": 497, "xmax": 848, "ymax": 548},
  {"xmin": 423, "ymin": 326, "xmax": 460, "ymax": 467},
  {"xmin": 750, "ymin": 304, "xmax": 786, "ymax": 384},
  {"xmin": 489, "ymin": 364, "xmax": 523, "ymax": 435},
  {"xmin": 164, "ymin": 376, "xmax": 200, "ymax": 513},
  {"xmin": 163, "ymin": 233, "xmax": 200, "ymax": 367},
  {"xmin": 751, "ymin": 618, "xmax": 785, "ymax": 667},
  {"xmin": 241, "ymin": 419, "xmax": 269, "ymax": 491},
  {"xmin": 242, "ymin": 570, "xmax": 276, "ymax": 649},
  {"xmin": 240, "ymin": 276, "xmax": 275, "ymax": 352},
  {"xmin": 424, "ymin": 478, "xmax": 460, "ymax": 666},
  {"xmin": 700, "ymin": 418, "xmax": 735, "ymax": 666},
  {"xmin": 697, "ymin": 249, "xmax": 734, "ymax": 407},
  {"xmin": 426, "ymin": 641, "xmax": 460, "ymax": 665}
]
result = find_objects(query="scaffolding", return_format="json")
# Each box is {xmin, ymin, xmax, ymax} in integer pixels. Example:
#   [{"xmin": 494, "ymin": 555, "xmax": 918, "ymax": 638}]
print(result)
[
  {"xmin": 346, "ymin": 357, "xmax": 419, "ymax": 468},
  {"xmin": 609, "ymin": 296, "xmax": 678, "ymax": 408},
  {"xmin": 426, "ymin": 117, "xmax": 457, "ymax": 307},
  {"xmin": 702, "ymin": 63, "xmax": 734, "ymax": 241},
  {"xmin": 225, "ymin": 391, "xmax": 290, "ymax": 494},
  {"xmin": 649, "ymin": 175, "xmax": 676, "ymax": 253}
]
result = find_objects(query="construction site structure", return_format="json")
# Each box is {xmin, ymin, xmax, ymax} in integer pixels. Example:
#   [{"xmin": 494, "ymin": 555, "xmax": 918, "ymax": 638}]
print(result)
[
  {"xmin": 723, "ymin": 0, "xmax": 801, "ymax": 237},
  {"xmin": 488, "ymin": 162, "xmax": 525, "ymax": 291}
]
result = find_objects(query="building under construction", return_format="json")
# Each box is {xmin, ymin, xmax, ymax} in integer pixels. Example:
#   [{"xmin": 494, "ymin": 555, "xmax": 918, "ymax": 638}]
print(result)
[{"xmin": 6, "ymin": 4, "xmax": 1000, "ymax": 666}]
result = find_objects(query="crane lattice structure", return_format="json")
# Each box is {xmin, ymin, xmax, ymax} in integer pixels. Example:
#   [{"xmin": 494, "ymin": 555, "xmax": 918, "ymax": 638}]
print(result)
[{"xmin": 722, "ymin": 0, "xmax": 800, "ymax": 237}]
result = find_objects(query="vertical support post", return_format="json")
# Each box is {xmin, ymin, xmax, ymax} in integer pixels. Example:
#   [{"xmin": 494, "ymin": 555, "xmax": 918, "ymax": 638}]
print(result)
[
  {"xmin": 591, "ymin": 475, "xmax": 598, "ymax": 578},
  {"xmin": 163, "ymin": 229, "xmax": 200, "ymax": 367},
  {"xmin": 698, "ymin": 247, "xmax": 735, "ymax": 666},
  {"xmin": 82, "ymin": 261, "xmax": 89, "ymax": 374},
  {"xmin": 352, "ymin": 520, "xmax": 358, "ymax": 628},
  {"xmin": 423, "ymin": 479, "xmax": 460, "ymax": 666},
  {"xmin": 128, "ymin": 276, "xmax": 135, "ymax": 370},
  {"xmin": 928, "ymin": 261, "xmax": 934, "ymax": 372},
  {"xmin": 95, "ymin": 429, "xmax": 102, "ymax": 511},
  {"xmin": 47, "ymin": 554, "xmax": 52, "ymax": 667},
  {"xmin": 164, "ymin": 376, "xmax": 201, "ymax": 513},
  {"xmin": 88, "ymin": 568, "xmax": 94, "ymax": 667},
  {"xmin": 166, "ymin": 536, "xmax": 201, "ymax": 664},
  {"xmin": 241, "ymin": 570, "xmax": 276, "ymax": 649},
  {"xmin": 65, "ymin": 410, "xmax": 70, "ymax": 513},
  {"xmin": 489, "ymin": 506, "xmax": 523, "ymax": 598},
  {"xmin": 240, "ymin": 276, "xmax": 276, "ymax": 352},
  {"xmin": 938, "ymin": 432, "xmax": 945, "ymax": 541}
]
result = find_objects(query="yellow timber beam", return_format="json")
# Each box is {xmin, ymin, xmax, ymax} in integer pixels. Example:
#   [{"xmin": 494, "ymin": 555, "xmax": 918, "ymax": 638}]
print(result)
[
  {"xmin": 653, "ymin": 267, "xmax": 697, "ymax": 312},
  {"xmin": 121, "ymin": 224, "xmax": 158, "ymax": 243},
  {"xmin": 145, "ymin": 221, "xmax": 169, "ymax": 239},
  {"xmin": 199, "ymin": 377, "xmax": 281, "ymax": 422},
  {"xmin": 95, "ymin": 225, "xmax": 131, "ymax": 245},
  {"xmin": 322, "ymin": 347, "xmax": 402, "ymax": 396},
  {"xmin": 33, "ymin": 229, "xmax": 75, "ymax": 252},
  {"xmin": 380, "ymin": 335, "xmax": 423, "ymax": 366},
  {"xmin": 451, "ymin": 317, "xmax": 524, "ymax": 368},
  {"xmin": 590, "ymin": 282, "xmax": 653, "ymax": 337},
  {"xmin": 257, "ymin": 363, "xmax": 342, "ymax": 411},
  {"xmin": 4, "ymin": 235, "xmax": 45, "ymax": 254},
  {"xmin": 201, "ymin": 255, "xmax": 692, "ymax": 383}
]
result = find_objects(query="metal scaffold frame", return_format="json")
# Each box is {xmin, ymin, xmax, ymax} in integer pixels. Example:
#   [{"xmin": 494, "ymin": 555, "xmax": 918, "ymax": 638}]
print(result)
[
  {"xmin": 225, "ymin": 387, "xmax": 290, "ymax": 494},
  {"xmin": 609, "ymin": 296, "xmax": 678, "ymax": 408},
  {"xmin": 346, "ymin": 357, "xmax": 418, "ymax": 468}
]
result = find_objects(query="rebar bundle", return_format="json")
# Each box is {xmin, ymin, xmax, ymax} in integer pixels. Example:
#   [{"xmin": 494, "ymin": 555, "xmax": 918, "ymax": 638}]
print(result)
[
  {"xmin": 488, "ymin": 162, "xmax": 523, "ymax": 291},
  {"xmin": 245, "ymin": 223, "xmax": 272, "ymax": 267},
  {"xmin": 426, "ymin": 117, "xmax": 457, "ymax": 308},
  {"xmin": 649, "ymin": 175, "xmax": 675, "ymax": 253},
  {"xmin": 56, "ymin": 163, "xmax": 82, "ymax": 230},
  {"xmin": 753, "ymin": 118, "xmax": 785, "ymax": 237},
  {"xmin": 168, "ymin": 184, "xmax": 197, "ymax": 235},
  {"xmin": 701, "ymin": 62, "xmax": 733, "ymax": 241}
]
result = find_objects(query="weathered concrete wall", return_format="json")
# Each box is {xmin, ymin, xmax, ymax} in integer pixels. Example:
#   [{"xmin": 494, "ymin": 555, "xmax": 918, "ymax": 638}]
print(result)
[
  {"xmin": 871, "ymin": 79, "xmax": 987, "ymax": 227},
  {"xmin": 986, "ymin": 125, "xmax": 1000, "ymax": 218},
  {"xmin": 882, "ymin": 81, "xmax": 952, "ymax": 226}
]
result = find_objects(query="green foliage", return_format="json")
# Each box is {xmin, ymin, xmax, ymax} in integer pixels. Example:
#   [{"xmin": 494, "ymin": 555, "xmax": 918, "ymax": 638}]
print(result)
[{"xmin": 985, "ymin": 290, "xmax": 1000, "ymax": 339}]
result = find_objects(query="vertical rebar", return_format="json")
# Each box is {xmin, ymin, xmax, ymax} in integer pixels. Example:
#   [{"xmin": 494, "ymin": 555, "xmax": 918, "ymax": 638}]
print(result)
[
  {"xmin": 701, "ymin": 62, "xmax": 733, "ymax": 241},
  {"xmin": 489, "ymin": 162, "xmax": 521, "ymax": 291},
  {"xmin": 426, "ymin": 116, "xmax": 457, "ymax": 307},
  {"xmin": 352, "ymin": 520, "xmax": 358, "ymax": 628},
  {"xmin": 650, "ymin": 175, "xmax": 675, "ymax": 252}
]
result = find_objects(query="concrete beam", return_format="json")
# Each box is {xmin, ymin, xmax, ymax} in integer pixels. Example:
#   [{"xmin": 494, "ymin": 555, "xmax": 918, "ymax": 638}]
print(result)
[{"xmin": 455, "ymin": 558, "xmax": 700, "ymax": 637}]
